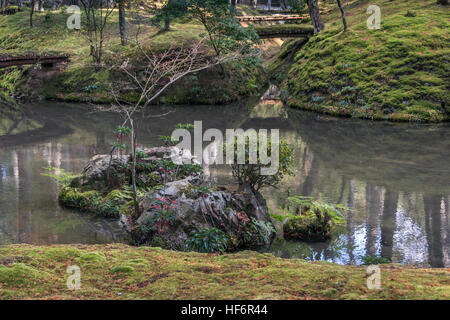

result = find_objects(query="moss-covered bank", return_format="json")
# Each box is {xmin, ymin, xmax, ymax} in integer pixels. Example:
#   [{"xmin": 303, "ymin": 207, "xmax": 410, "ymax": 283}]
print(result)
[
  {"xmin": 276, "ymin": 0, "xmax": 450, "ymax": 122},
  {"xmin": 0, "ymin": 244, "xmax": 448, "ymax": 299}
]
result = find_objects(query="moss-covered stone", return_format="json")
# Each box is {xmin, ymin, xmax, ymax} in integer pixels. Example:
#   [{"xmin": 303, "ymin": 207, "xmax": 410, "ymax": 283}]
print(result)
[{"xmin": 58, "ymin": 187, "xmax": 120, "ymax": 218}]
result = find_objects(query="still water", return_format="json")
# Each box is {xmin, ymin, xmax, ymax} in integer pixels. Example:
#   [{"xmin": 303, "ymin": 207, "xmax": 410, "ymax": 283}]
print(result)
[{"xmin": 0, "ymin": 101, "xmax": 449, "ymax": 267}]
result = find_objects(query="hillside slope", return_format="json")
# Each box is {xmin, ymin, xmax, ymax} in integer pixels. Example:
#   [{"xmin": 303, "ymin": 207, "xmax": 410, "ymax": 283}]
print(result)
[{"xmin": 283, "ymin": 0, "xmax": 449, "ymax": 122}]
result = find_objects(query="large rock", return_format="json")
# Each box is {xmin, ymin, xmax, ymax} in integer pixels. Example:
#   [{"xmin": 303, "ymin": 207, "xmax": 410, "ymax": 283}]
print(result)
[
  {"xmin": 69, "ymin": 146, "xmax": 199, "ymax": 190},
  {"xmin": 121, "ymin": 178, "xmax": 274, "ymax": 250},
  {"xmin": 70, "ymin": 154, "xmax": 129, "ymax": 189}
]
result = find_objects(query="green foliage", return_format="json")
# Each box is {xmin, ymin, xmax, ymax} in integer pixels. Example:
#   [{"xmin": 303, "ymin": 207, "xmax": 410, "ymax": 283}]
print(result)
[
  {"xmin": 139, "ymin": 198, "xmax": 177, "ymax": 234},
  {"xmin": 151, "ymin": 0, "xmax": 188, "ymax": 30},
  {"xmin": 175, "ymin": 123, "xmax": 195, "ymax": 131},
  {"xmin": 186, "ymin": 0, "xmax": 260, "ymax": 57},
  {"xmin": 240, "ymin": 217, "xmax": 275, "ymax": 246},
  {"xmin": 187, "ymin": 227, "xmax": 229, "ymax": 253},
  {"xmin": 280, "ymin": 196, "xmax": 347, "ymax": 241},
  {"xmin": 284, "ymin": 0, "xmax": 450, "ymax": 122},
  {"xmin": 159, "ymin": 135, "xmax": 178, "ymax": 146},
  {"xmin": 361, "ymin": 255, "xmax": 391, "ymax": 265},
  {"xmin": 58, "ymin": 187, "xmax": 120, "ymax": 218},
  {"xmin": 225, "ymin": 137, "xmax": 295, "ymax": 191},
  {"xmin": 110, "ymin": 265, "xmax": 135, "ymax": 274},
  {"xmin": 284, "ymin": 196, "xmax": 347, "ymax": 225},
  {"xmin": 41, "ymin": 166, "xmax": 81, "ymax": 187}
]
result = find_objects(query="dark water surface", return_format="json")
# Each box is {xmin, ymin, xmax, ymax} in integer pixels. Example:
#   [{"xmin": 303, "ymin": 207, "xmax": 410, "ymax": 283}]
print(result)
[{"xmin": 0, "ymin": 101, "xmax": 449, "ymax": 267}]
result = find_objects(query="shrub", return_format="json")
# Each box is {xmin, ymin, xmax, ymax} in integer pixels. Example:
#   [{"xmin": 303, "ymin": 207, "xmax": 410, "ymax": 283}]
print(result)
[
  {"xmin": 187, "ymin": 227, "xmax": 229, "ymax": 253},
  {"xmin": 225, "ymin": 136, "xmax": 295, "ymax": 191},
  {"xmin": 278, "ymin": 196, "xmax": 347, "ymax": 241},
  {"xmin": 361, "ymin": 255, "xmax": 391, "ymax": 265}
]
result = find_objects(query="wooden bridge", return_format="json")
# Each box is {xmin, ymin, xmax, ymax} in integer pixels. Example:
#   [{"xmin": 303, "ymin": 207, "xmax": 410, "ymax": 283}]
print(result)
[
  {"xmin": 237, "ymin": 15, "xmax": 306, "ymax": 22},
  {"xmin": 254, "ymin": 25, "xmax": 314, "ymax": 38},
  {"xmin": 0, "ymin": 54, "xmax": 70, "ymax": 69}
]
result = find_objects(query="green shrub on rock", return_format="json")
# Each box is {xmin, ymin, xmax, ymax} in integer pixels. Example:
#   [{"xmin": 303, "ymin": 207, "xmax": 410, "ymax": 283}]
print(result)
[
  {"xmin": 187, "ymin": 228, "xmax": 229, "ymax": 253},
  {"xmin": 271, "ymin": 196, "xmax": 347, "ymax": 241},
  {"xmin": 58, "ymin": 187, "xmax": 120, "ymax": 218}
]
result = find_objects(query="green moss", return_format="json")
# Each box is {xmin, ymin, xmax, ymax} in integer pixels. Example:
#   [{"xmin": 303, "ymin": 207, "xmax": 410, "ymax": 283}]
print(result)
[
  {"xmin": 281, "ymin": 0, "xmax": 449, "ymax": 122},
  {"xmin": 0, "ymin": 263, "xmax": 47, "ymax": 286},
  {"xmin": 58, "ymin": 187, "xmax": 120, "ymax": 218},
  {"xmin": 77, "ymin": 252, "xmax": 107, "ymax": 263},
  {"xmin": 283, "ymin": 213, "xmax": 333, "ymax": 241},
  {"xmin": 110, "ymin": 265, "xmax": 135, "ymax": 274},
  {"xmin": 0, "ymin": 244, "xmax": 448, "ymax": 299},
  {"xmin": 150, "ymin": 235, "xmax": 166, "ymax": 248}
]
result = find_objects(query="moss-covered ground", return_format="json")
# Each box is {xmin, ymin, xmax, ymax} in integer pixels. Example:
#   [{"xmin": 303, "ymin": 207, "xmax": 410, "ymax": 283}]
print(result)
[
  {"xmin": 0, "ymin": 244, "xmax": 448, "ymax": 299},
  {"xmin": 278, "ymin": 0, "xmax": 449, "ymax": 122}
]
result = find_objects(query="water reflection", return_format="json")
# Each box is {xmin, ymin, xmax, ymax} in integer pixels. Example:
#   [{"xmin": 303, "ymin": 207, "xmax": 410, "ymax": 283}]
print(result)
[{"xmin": 0, "ymin": 101, "xmax": 448, "ymax": 267}]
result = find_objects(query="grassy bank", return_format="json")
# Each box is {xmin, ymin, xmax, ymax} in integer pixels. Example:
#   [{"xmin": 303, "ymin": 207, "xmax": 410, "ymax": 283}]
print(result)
[
  {"xmin": 0, "ymin": 244, "xmax": 449, "ymax": 299},
  {"xmin": 0, "ymin": 9, "xmax": 263, "ymax": 105},
  {"xmin": 278, "ymin": 0, "xmax": 450, "ymax": 122}
]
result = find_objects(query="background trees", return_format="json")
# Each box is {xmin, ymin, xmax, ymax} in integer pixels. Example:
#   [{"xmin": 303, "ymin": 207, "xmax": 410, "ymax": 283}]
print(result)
[
  {"xmin": 118, "ymin": 0, "xmax": 127, "ymax": 45},
  {"xmin": 80, "ymin": 0, "xmax": 116, "ymax": 64},
  {"xmin": 305, "ymin": 0, "xmax": 324, "ymax": 34}
]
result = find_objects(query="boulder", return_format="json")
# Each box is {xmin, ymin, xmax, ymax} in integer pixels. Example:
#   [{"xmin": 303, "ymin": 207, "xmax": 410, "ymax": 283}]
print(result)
[{"xmin": 122, "ymin": 178, "xmax": 275, "ymax": 250}]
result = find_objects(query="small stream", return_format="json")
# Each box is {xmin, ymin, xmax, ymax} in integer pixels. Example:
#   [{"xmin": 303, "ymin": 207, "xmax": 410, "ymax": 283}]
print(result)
[{"xmin": 0, "ymin": 101, "xmax": 449, "ymax": 267}]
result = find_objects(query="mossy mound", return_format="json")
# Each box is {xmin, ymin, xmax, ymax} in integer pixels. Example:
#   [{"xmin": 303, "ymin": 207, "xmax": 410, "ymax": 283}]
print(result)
[
  {"xmin": 77, "ymin": 252, "xmax": 107, "ymax": 263},
  {"xmin": 270, "ymin": 196, "xmax": 346, "ymax": 241},
  {"xmin": 0, "ymin": 263, "xmax": 48, "ymax": 287},
  {"xmin": 271, "ymin": 212, "xmax": 334, "ymax": 241},
  {"xmin": 283, "ymin": 0, "xmax": 449, "ymax": 122}
]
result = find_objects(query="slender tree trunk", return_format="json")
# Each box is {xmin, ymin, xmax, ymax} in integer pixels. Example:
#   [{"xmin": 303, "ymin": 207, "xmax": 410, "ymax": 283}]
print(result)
[
  {"xmin": 164, "ymin": 14, "xmax": 170, "ymax": 31},
  {"xmin": 130, "ymin": 119, "xmax": 139, "ymax": 219},
  {"xmin": 30, "ymin": 0, "xmax": 35, "ymax": 27},
  {"xmin": 336, "ymin": 0, "xmax": 347, "ymax": 31},
  {"xmin": 267, "ymin": 0, "xmax": 271, "ymax": 10},
  {"xmin": 306, "ymin": 0, "xmax": 324, "ymax": 34},
  {"xmin": 118, "ymin": 0, "xmax": 127, "ymax": 45}
]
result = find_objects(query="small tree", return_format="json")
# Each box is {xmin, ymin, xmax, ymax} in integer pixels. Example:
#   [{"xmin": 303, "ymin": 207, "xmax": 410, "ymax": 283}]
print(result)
[
  {"xmin": 103, "ymin": 41, "xmax": 236, "ymax": 219},
  {"xmin": 226, "ymin": 137, "xmax": 295, "ymax": 193},
  {"xmin": 187, "ymin": 0, "xmax": 260, "ymax": 58},
  {"xmin": 336, "ymin": 0, "xmax": 347, "ymax": 32},
  {"xmin": 80, "ymin": 0, "xmax": 116, "ymax": 64}
]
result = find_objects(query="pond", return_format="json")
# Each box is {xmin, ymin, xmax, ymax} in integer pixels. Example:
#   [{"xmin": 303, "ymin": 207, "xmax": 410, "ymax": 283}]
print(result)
[{"xmin": 0, "ymin": 101, "xmax": 449, "ymax": 267}]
